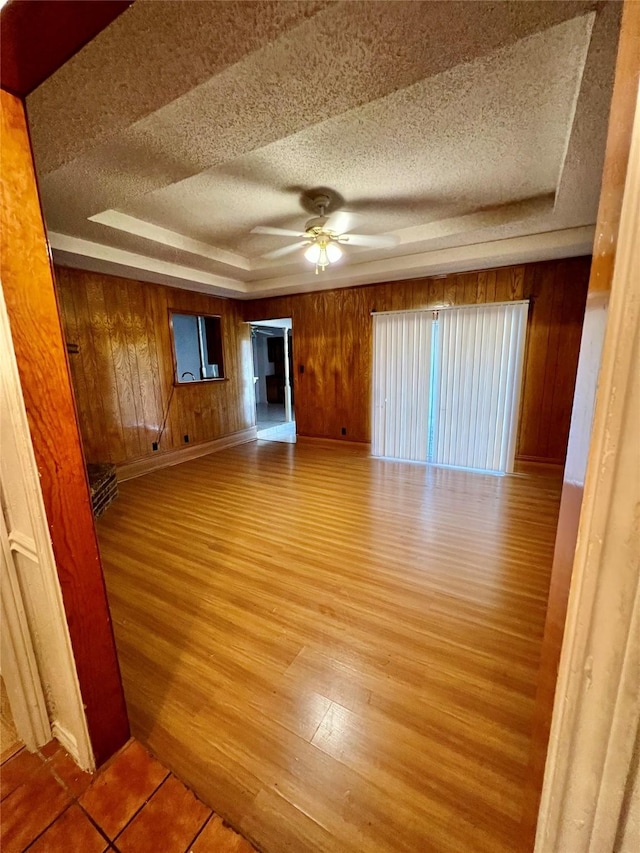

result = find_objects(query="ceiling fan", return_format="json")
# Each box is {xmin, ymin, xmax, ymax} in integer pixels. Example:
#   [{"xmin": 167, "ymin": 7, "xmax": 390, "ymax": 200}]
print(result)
[{"xmin": 251, "ymin": 194, "xmax": 399, "ymax": 274}]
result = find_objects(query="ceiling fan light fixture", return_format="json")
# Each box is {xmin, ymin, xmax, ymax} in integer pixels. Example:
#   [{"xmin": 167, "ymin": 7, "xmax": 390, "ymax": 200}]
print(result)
[
  {"xmin": 304, "ymin": 242, "xmax": 322, "ymax": 264},
  {"xmin": 304, "ymin": 234, "xmax": 342, "ymax": 273},
  {"xmin": 325, "ymin": 241, "xmax": 342, "ymax": 263},
  {"xmin": 257, "ymin": 192, "xmax": 396, "ymax": 271}
]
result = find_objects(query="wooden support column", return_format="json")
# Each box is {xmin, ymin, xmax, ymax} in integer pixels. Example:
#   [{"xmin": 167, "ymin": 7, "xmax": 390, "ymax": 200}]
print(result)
[{"xmin": 0, "ymin": 89, "xmax": 129, "ymax": 766}]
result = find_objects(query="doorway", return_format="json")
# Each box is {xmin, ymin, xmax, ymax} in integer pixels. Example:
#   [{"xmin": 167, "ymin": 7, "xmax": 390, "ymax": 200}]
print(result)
[{"xmin": 250, "ymin": 318, "xmax": 296, "ymax": 443}]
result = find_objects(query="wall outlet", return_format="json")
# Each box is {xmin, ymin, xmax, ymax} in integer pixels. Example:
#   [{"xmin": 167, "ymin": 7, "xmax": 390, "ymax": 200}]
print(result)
[
  {"xmin": 183, "ymin": 434, "xmax": 190, "ymax": 443},
  {"xmin": 152, "ymin": 441, "xmax": 158, "ymax": 451},
  {"xmin": 341, "ymin": 427, "xmax": 347, "ymax": 436}
]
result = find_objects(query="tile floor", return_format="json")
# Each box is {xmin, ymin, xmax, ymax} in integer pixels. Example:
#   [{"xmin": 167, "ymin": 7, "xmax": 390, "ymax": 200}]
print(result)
[
  {"xmin": 255, "ymin": 403, "xmax": 287, "ymax": 425},
  {"xmin": 256, "ymin": 421, "xmax": 296, "ymax": 443},
  {"xmin": 0, "ymin": 738, "xmax": 256, "ymax": 852},
  {"xmin": 256, "ymin": 403, "xmax": 296, "ymax": 443}
]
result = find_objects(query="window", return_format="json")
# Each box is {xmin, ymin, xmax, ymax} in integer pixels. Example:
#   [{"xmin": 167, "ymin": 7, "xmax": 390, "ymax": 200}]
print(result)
[{"xmin": 170, "ymin": 312, "xmax": 225, "ymax": 383}]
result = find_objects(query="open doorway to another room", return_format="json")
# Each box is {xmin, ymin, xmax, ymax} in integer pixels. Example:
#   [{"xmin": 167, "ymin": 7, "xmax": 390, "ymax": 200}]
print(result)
[{"xmin": 250, "ymin": 319, "xmax": 295, "ymax": 443}]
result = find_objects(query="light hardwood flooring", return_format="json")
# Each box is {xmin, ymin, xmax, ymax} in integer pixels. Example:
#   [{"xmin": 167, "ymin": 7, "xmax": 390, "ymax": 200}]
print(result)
[{"xmin": 97, "ymin": 440, "xmax": 562, "ymax": 853}]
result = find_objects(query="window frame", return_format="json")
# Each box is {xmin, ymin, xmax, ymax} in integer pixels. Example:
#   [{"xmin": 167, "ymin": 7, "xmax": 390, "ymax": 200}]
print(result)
[{"xmin": 168, "ymin": 309, "xmax": 226, "ymax": 386}]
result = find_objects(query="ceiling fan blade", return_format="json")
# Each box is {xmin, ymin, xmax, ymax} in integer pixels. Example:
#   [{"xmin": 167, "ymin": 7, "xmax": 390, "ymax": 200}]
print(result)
[
  {"xmin": 251, "ymin": 225, "xmax": 306, "ymax": 238},
  {"xmin": 341, "ymin": 233, "xmax": 399, "ymax": 248},
  {"xmin": 325, "ymin": 209, "xmax": 360, "ymax": 235},
  {"xmin": 261, "ymin": 241, "xmax": 309, "ymax": 261}
]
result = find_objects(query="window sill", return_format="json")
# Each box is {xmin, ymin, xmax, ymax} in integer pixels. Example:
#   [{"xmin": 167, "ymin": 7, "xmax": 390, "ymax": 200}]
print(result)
[{"xmin": 174, "ymin": 377, "xmax": 228, "ymax": 387}]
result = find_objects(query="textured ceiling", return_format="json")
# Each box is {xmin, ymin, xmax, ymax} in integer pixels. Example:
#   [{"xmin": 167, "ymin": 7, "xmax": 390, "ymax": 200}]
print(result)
[{"xmin": 27, "ymin": 0, "xmax": 621, "ymax": 298}]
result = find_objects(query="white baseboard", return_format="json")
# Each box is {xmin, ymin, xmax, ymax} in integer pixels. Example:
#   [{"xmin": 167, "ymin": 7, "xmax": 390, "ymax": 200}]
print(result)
[{"xmin": 51, "ymin": 720, "xmax": 94, "ymax": 772}]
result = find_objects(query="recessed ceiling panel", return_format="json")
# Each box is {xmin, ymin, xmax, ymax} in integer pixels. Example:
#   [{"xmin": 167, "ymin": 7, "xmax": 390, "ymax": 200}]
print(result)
[
  {"xmin": 117, "ymin": 14, "xmax": 594, "ymax": 257},
  {"xmin": 25, "ymin": 0, "xmax": 620, "ymax": 297}
]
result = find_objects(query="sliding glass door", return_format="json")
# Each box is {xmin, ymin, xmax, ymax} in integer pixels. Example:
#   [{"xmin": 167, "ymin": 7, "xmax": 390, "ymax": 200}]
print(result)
[
  {"xmin": 372, "ymin": 311, "xmax": 433, "ymax": 461},
  {"xmin": 372, "ymin": 302, "xmax": 528, "ymax": 473}
]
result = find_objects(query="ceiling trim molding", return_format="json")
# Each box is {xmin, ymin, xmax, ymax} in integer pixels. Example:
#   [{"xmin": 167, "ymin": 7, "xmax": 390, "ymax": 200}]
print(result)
[
  {"xmin": 386, "ymin": 195, "xmax": 557, "ymax": 250},
  {"xmin": 48, "ymin": 231, "xmax": 248, "ymax": 294},
  {"xmin": 88, "ymin": 210, "xmax": 251, "ymax": 271},
  {"xmin": 84, "ymin": 193, "xmax": 562, "ymax": 279},
  {"xmin": 243, "ymin": 226, "xmax": 596, "ymax": 298},
  {"xmin": 49, "ymin": 226, "xmax": 594, "ymax": 301}
]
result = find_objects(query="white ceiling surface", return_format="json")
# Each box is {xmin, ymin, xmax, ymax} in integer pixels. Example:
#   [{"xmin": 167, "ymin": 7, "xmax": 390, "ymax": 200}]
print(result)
[{"xmin": 27, "ymin": 0, "xmax": 621, "ymax": 299}]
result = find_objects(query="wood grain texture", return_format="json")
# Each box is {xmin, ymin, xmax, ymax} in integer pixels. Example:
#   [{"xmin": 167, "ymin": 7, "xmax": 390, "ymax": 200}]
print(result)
[
  {"xmin": 97, "ymin": 440, "xmax": 563, "ymax": 853},
  {"xmin": 587, "ymin": 0, "xmax": 640, "ymax": 294},
  {"xmin": 517, "ymin": 258, "xmax": 591, "ymax": 463},
  {"xmin": 55, "ymin": 266, "xmax": 256, "ymax": 467},
  {"xmin": 520, "ymin": 2, "xmax": 640, "ymax": 847},
  {"xmin": 0, "ymin": 90, "xmax": 129, "ymax": 766},
  {"xmin": 243, "ymin": 258, "xmax": 591, "ymax": 462}
]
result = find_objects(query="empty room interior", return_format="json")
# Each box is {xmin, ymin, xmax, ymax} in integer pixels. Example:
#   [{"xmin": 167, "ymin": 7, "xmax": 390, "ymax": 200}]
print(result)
[{"xmin": 1, "ymin": 2, "xmax": 639, "ymax": 853}]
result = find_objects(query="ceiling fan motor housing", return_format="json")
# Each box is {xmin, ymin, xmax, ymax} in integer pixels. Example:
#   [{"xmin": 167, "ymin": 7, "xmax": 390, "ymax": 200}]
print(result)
[
  {"xmin": 312, "ymin": 193, "xmax": 331, "ymax": 212},
  {"xmin": 304, "ymin": 216, "xmax": 331, "ymax": 235}
]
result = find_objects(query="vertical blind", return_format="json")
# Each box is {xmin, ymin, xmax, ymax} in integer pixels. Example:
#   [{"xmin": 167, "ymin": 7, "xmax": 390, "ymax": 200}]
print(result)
[
  {"xmin": 372, "ymin": 301, "xmax": 528, "ymax": 473},
  {"xmin": 372, "ymin": 311, "xmax": 432, "ymax": 461},
  {"xmin": 432, "ymin": 302, "xmax": 528, "ymax": 472}
]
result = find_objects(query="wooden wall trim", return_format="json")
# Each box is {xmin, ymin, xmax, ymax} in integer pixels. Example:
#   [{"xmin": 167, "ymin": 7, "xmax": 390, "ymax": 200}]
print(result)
[
  {"xmin": 516, "ymin": 455, "xmax": 566, "ymax": 466},
  {"xmin": 0, "ymin": 0, "xmax": 132, "ymax": 97},
  {"xmin": 535, "ymin": 81, "xmax": 640, "ymax": 852},
  {"xmin": 0, "ymin": 89, "xmax": 129, "ymax": 766},
  {"xmin": 587, "ymin": 0, "xmax": 640, "ymax": 294},
  {"xmin": 117, "ymin": 427, "xmax": 258, "ymax": 482},
  {"xmin": 521, "ymin": 0, "xmax": 640, "ymax": 847}
]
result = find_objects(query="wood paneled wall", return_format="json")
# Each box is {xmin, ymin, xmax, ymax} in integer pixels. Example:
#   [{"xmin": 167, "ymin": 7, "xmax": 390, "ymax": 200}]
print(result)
[
  {"xmin": 55, "ymin": 266, "xmax": 255, "ymax": 467},
  {"xmin": 1, "ymin": 89, "xmax": 129, "ymax": 766},
  {"xmin": 243, "ymin": 258, "xmax": 591, "ymax": 463}
]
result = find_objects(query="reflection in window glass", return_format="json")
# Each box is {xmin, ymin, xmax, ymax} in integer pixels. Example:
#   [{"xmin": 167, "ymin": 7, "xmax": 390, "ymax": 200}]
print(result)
[{"xmin": 171, "ymin": 313, "xmax": 224, "ymax": 383}]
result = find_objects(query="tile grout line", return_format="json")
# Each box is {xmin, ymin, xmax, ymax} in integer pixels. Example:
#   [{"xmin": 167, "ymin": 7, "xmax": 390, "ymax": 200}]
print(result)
[
  {"xmin": 0, "ymin": 747, "xmax": 28, "ymax": 805},
  {"xmin": 181, "ymin": 812, "xmax": 213, "ymax": 853},
  {"xmin": 19, "ymin": 744, "xmax": 104, "ymax": 852},
  {"xmin": 21, "ymin": 803, "xmax": 74, "ymax": 852},
  {"xmin": 6, "ymin": 746, "xmax": 74, "ymax": 851},
  {"xmin": 137, "ymin": 738, "xmax": 259, "ymax": 853},
  {"xmin": 4, "ymin": 741, "xmax": 257, "ymax": 852},
  {"xmin": 77, "ymin": 801, "xmax": 119, "ymax": 851},
  {"xmin": 111, "ymin": 770, "xmax": 171, "ymax": 844},
  {"xmin": 9, "ymin": 740, "xmax": 167, "ymax": 852}
]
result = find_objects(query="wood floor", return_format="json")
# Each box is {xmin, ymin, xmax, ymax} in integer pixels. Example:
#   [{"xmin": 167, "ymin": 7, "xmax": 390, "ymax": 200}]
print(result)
[{"xmin": 97, "ymin": 440, "xmax": 562, "ymax": 853}]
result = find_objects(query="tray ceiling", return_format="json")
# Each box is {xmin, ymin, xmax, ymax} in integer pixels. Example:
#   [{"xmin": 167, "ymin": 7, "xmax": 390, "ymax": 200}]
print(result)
[{"xmin": 27, "ymin": 0, "xmax": 621, "ymax": 298}]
